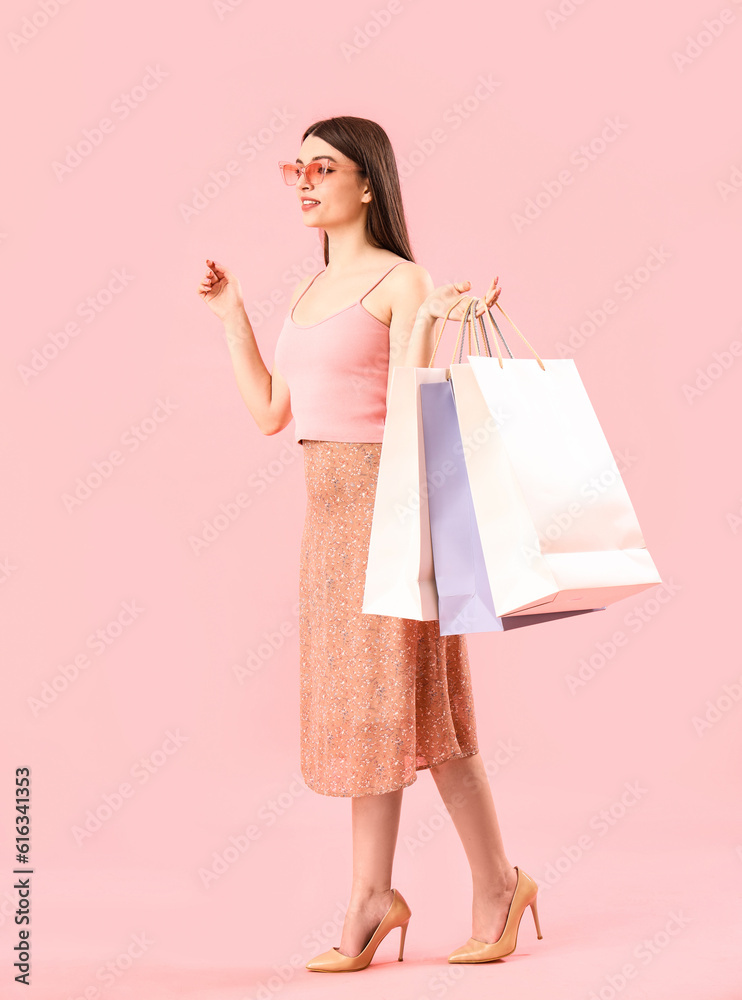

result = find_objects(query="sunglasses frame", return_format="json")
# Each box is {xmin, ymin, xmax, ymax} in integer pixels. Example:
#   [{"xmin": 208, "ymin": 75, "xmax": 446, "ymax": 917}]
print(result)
[{"xmin": 278, "ymin": 157, "xmax": 363, "ymax": 186}]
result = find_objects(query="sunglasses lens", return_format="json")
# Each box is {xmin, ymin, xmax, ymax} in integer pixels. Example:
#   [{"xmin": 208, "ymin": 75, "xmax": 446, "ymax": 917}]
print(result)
[
  {"xmin": 306, "ymin": 162, "xmax": 326, "ymax": 184},
  {"xmin": 280, "ymin": 160, "xmax": 329, "ymax": 184}
]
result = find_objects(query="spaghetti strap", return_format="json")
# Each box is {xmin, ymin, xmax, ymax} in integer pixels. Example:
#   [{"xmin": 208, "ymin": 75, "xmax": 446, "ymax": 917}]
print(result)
[
  {"xmin": 291, "ymin": 267, "xmax": 327, "ymax": 313},
  {"xmin": 290, "ymin": 270, "xmax": 324, "ymax": 321},
  {"xmin": 290, "ymin": 259, "xmax": 409, "ymax": 327},
  {"xmin": 360, "ymin": 260, "xmax": 408, "ymax": 300}
]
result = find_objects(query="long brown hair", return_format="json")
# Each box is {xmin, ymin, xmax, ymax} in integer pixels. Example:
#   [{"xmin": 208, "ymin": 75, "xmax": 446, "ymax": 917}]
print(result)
[{"xmin": 300, "ymin": 116, "xmax": 415, "ymax": 266}]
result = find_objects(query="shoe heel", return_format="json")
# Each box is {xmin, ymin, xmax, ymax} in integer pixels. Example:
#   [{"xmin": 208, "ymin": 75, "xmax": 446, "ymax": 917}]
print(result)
[
  {"xmin": 398, "ymin": 918, "xmax": 410, "ymax": 961},
  {"xmin": 529, "ymin": 895, "xmax": 543, "ymax": 940}
]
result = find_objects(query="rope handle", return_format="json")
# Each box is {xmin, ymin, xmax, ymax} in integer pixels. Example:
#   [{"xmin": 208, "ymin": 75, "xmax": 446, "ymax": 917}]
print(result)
[
  {"xmin": 427, "ymin": 291, "xmax": 545, "ymax": 370},
  {"xmin": 427, "ymin": 294, "xmax": 475, "ymax": 367},
  {"xmin": 428, "ymin": 295, "xmax": 498, "ymax": 365},
  {"xmin": 484, "ymin": 300, "xmax": 545, "ymax": 370}
]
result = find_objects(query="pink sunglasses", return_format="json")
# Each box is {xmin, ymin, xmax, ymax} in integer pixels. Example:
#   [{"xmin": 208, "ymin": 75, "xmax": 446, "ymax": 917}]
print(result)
[{"xmin": 278, "ymin": 157, "xmax": 362, "ymax": 186}]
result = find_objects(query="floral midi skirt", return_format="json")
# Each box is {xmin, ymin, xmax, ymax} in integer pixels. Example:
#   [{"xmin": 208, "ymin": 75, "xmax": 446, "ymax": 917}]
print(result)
[{"xmin": 298, "ymin": 439, "xmax": 479, "ymax": 797}]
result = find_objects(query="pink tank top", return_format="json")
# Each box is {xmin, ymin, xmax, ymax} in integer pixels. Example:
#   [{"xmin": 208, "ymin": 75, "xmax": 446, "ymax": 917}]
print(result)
[{"xmin": 274, "ymin": 261, "xmax": 406, "ymax": 444}]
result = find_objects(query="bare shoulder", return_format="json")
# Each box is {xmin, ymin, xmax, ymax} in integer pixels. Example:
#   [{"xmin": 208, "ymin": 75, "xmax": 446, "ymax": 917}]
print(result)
[
  {"xmin": 386, "ymin": 261, "xmax": 435, "ymax": 313},
  {"xmin": 287, "ymin": 273, "xmax": 315, "ymax": 307},
  {"xmin": 387, "ymin": 260, "xmax": 433, "ymax": 290}
]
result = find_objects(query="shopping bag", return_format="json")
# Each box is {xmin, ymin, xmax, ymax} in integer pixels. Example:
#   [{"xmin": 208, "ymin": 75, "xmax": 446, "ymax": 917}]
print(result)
[
  {"xmin": 361, "ymin": 364, "xmax": 447, "ymax": 620},
  {"xmin": 449, "ymin": 299, "xmax": 662, "ymax": 617},
  {"xmin": 420, "ymin": 307, "xmax": 606, "ymax": 635},
  {"xmin": 419, "ymin": 377, "xmax": 502, "ymax": 634},
  {"xmin": 362, "ymin": 298, "xmax": 486, "ymax": 621}
]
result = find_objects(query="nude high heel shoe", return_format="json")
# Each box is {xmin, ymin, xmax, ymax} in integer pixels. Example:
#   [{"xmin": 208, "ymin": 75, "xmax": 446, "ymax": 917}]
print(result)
[
  {"xmin": 305, "ymin": 889, "xmax": 412, "ymax": 972},
  {"xmin": 448, "ymin": 866, "xmax": 543, "ymax": 964}
]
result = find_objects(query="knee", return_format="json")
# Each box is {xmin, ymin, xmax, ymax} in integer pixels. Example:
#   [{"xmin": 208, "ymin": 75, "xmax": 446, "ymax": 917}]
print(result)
[{"xmin": 430, "ymin": 751, "xmax": 479, "ymax": 777}]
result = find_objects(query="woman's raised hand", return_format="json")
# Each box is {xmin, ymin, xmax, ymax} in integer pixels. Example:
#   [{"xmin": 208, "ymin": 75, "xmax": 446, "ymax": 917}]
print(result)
[
  {"xmin": 421, "ymin": 275, "xmax": 502, "ymax": 323},
  {"xmin": 197, "ymin": 258, "xmax": 246, "ymax": 322}
]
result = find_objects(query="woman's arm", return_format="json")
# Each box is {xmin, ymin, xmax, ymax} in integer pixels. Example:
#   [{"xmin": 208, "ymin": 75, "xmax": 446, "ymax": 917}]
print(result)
[
  {"xmin": 222, "ymin": 308, "xmax": 292, "ymax": 436},
  {"xmin": 198, "ymin": 258, "xmax": 300, "ymax": 436},
  {"xmin": 385, "ymin": 264, "xmax": 435, "ymax": 407}
]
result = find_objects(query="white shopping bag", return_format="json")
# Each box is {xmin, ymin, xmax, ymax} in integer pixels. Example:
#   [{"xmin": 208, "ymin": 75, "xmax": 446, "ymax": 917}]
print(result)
[
  {"xmin": 361, "ymin": 364, "xmax": 447, "ymax": 620},
  {"xmin": 450, "ymin": 301, "xmax": 662, "ymax": 617}
]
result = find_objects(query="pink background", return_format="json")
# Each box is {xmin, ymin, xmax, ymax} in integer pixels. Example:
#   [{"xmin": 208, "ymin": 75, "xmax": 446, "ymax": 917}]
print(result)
[{"xmin": 2, "ymin": 0, "xmax": 740, "ymax": 997}]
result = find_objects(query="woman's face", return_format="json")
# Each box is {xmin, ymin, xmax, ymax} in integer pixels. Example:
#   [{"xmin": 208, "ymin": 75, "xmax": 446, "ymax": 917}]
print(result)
[{"xmin": 294, "ymin": 136, "xmax": 370, "ymax": 229}]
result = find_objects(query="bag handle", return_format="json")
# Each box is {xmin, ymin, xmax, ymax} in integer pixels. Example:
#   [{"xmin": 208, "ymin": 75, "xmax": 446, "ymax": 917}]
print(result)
[
  {"xmin": 428, "ymin": 296, "xmax": 496, "ymax": 366},
  {"xmin": 455, "ymin": 298, "xmax": 487, "ymax": 362},
  {"xmin": 428, "ymin": 295, "xmax": 475, "ymax": 367},
  {"xmin": 482, "ymin": 300, "xmax": 546, "ymax": 371},
  {"xmin": 456, "ymin": 298, "xmax": 510, "ymax": 363},
  {"xmin": 427, "ymin": 293, "xmax": 545, "ymax": 371}
]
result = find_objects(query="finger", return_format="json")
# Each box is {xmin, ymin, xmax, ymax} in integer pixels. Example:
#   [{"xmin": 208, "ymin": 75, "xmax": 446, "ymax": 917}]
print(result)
[{"xmin": 488, "ymin": 277, "xmax": 502, "ymax": 304}]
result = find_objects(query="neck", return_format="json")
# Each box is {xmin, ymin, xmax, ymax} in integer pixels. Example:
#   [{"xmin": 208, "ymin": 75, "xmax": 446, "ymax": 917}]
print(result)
[{"xmin": 323, "ymin": 220, "xmax": 377, "ymax": 276}]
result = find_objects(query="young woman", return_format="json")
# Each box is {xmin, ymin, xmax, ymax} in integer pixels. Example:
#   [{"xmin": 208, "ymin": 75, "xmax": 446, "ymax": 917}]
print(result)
[{"xmin": 196, "ymin": 115, "xmax": 542, "ymax": 971}]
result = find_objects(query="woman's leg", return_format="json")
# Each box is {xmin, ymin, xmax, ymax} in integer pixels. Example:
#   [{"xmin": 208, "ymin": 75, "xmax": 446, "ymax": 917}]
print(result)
[
  {"xmin": 337, "ymin": 786, "xmax": 404, "ymax": 957},
  {"xmin": 429, "ymin": 751, "xmax": 518, "ymax": 943}
]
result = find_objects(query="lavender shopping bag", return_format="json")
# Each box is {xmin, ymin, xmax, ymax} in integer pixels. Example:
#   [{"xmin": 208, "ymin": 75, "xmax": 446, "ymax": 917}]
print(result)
[{"xmin": 420, "ymin": 378, "xmax": 605, "ymax": 636}]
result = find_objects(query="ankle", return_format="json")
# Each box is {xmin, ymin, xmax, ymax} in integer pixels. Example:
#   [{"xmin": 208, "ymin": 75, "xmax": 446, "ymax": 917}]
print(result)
[
  {"xmin": 347, "ymin": 886, "xmax": 393, "ymax": 910},
  {"xmin": 472, "ymin": 865, "xmax": 517, "ymax": 897}
]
